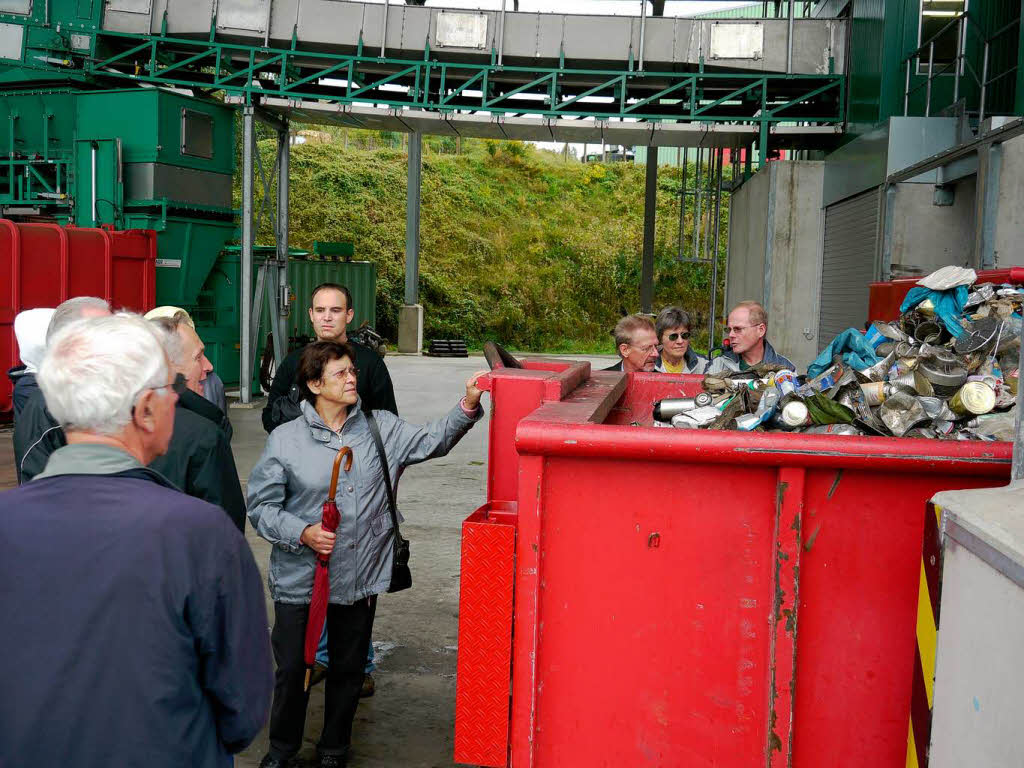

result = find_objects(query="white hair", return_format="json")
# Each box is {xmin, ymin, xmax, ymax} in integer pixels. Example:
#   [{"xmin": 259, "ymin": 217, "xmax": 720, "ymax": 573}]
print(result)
[
  {"xmin": 147, "ymin": 316, "xmax": 186, "ymax": 369},
  {"xmin": 46, "ymin": 296, "xmax": 111, "ymax": 345},
  {"xmin": 38, "ymin": 313, "xmax": 168, "ymax": 436}
]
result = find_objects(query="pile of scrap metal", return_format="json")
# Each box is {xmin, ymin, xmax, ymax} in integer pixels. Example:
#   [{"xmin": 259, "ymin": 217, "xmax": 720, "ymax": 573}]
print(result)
[{"xmin": 654, "ymin": 267, "xmax": 1021, "ymax": 440}]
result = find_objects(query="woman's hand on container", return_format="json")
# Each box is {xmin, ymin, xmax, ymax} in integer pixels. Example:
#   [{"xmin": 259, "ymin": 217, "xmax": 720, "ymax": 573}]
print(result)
[
  {"xmin": 464, "ymin": 370, "xmax": 489, "ymax": 410},
  {"xmin": 301, "ymin": 523, "xmax": 336, "ymax": 556}
]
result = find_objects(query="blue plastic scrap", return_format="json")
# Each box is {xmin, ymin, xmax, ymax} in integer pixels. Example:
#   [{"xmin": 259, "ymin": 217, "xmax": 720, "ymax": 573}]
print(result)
[
  {"xmin": 807, "ymin": 328, "xmax": 881, "ymax": 378},
  {"xmin": 899, "ymin": 285, "xmax": 969, "ymax": 338}
]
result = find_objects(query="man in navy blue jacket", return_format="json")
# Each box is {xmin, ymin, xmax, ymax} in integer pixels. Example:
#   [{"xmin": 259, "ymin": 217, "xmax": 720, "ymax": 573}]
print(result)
[{"xmin": 0, "ymin": 313, "xmax": 273, "ymax": 768}]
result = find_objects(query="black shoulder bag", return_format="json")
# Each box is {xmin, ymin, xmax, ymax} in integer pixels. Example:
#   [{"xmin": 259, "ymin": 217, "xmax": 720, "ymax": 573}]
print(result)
[{"xmin": 365, "ymin": 413, "xmax": 412, "ymax": 593}]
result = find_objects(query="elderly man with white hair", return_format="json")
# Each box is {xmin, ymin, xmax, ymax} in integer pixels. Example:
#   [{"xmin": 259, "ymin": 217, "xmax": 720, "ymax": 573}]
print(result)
[
  {"xmin": 0, "ymin": 313, "xmax": 272, "ymax": 768},
  {"xmin": 13, "ymin": 295, "xmax": 111, "ymax": 482}
]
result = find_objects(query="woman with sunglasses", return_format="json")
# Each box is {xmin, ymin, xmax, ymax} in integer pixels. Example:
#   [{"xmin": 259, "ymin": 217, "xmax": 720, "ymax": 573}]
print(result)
[{"xmin": 654, "ymin": 306, "xmax": 708, "ymax": 374}]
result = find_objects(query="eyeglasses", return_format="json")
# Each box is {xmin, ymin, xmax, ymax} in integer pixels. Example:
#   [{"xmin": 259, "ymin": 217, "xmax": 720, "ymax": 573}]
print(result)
[
  {"xmin": 131, "ymin": 372, "xmax": 185, "ymax": 416},
  {"xmin": 666, "ymin": 331, "xmax": 691, "ymax": 342},
  {"xmin": 152, "ymin": 372, "xmax": 187, "ymax": 397},
  {"xmin": 329, "ymin": 366, "xmax": 359, "ymax": 381},
  {"xmin": 724, "ymin": 324, "xmax": 762, "ymax": 335},
  {"xmin": 629, "ymin": 342, "xmax": 659, "ymax": 356}
]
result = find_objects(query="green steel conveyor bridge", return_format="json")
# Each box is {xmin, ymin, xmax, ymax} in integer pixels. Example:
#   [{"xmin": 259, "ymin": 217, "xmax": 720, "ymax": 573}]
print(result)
[{"xmin": 0, "ymin": 0, "xmax": 851, "ymax": 398}]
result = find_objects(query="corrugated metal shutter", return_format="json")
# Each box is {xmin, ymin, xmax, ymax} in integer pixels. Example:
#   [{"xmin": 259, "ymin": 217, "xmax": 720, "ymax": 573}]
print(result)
[{"xmin": 818, "ymin": 188, "xmax": 880, "ymax": 352}]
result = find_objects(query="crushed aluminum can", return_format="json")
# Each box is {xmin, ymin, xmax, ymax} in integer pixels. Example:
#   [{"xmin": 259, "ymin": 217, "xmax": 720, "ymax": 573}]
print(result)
[
  {"xmin": 917, "ymin": 396, "xmax": 944, "ymax": 419},
  {"xmin": 965, "ymin": 283, "xmax": 995, "ymax": 308},
  {"xmin": 672, "ymin": 406, "xmax": 723, "ymax": 429},
  {"xmin": 858, "ymin": 351, "xmax": 897, "ymax": 383},
  {"xmin": 860, "ymin": 382, "xmax": 890, "ymax": 406},
  {"xmin": 879, "ymin": 392, "xmax": 930, "ymax": 437},
  {"xmin": 914, "ymin": 321, "xmax": 942, "ymax": 344},
  {"xmin": 653, "ymin": 394, "xmax": 712, "ymax": 421},
  {"xmin": 804, "ymin": 424, "xmax": 862, "ymax": 436},
  {"xmin": 774, "ymin": 370, "xmax": 798, "ymax": 397}
]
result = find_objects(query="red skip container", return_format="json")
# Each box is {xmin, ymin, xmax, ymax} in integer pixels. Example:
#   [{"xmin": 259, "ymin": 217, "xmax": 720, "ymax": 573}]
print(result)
[
  {"xmin": 868, "ymin": 267, "xmax": 1024, "ymax": 323},
  {"xmin": 455, "ymin": 360, "xmax": 1011, "ymax": 768},
  {"xmin": 0, "ymin": 220, "xmax": 157, "ymax": 415}
]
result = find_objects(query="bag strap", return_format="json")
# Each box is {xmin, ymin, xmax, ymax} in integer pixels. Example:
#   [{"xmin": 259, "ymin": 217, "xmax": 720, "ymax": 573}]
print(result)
[{"xmin": 365, "ymin": 412, "xmax": 401, "ymax": 543}]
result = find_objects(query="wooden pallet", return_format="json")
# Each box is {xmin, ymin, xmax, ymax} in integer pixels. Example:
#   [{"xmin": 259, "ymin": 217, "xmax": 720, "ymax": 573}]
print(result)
[{"xmin": 427, "ymin": 339, "xmax": 469, "ymax": 357}]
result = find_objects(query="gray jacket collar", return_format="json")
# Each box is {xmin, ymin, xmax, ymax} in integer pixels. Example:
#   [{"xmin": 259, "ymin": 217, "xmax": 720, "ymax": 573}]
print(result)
[
  {"xmin": 720, "ymin": 339, "xmax": 786, "ymax": 367},
  {"xmin": 36, "ymin": 443, "xmax": 144, "ymax": 480},
  {"xmin": 300, "ymin": 397, "xmax": 366, "ymax": 443}
]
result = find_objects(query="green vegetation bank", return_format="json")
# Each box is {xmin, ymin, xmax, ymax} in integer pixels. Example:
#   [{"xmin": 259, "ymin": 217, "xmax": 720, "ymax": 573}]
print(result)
[{"xmin": 242, "ymin": 131, "xmax": 727, "ymax": 354}]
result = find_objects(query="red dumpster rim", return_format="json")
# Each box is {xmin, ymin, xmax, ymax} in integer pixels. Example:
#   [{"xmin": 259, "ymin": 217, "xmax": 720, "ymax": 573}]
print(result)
[{"xmin": 515, "ymin": 418, "xmax": 1011, "ymax": 476}]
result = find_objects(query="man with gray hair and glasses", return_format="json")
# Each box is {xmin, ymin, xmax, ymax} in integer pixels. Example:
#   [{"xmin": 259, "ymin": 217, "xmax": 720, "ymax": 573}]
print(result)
[
  {"xmin": 13, "ymin": 295, "xmax": 110, "ymax": 482},
  {"xmin": 604, "ymin": 314, "xmax": 660, "ymax": 373},
  {"xmin": 0, "ymin": 313, "xmax": 272, "ymax": 768},
  {"xmin": 706, "ymin": 300, "xmax": 795, "ymax": 374},
  {"xmin": 148, "ymin": 312, "xmax": 246, "ymax": 531}
]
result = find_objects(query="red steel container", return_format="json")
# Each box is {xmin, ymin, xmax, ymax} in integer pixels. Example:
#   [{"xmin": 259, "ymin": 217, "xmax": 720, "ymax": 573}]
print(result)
[
  {"xmin": 0, "ymin": 220, "xmax": 157, "ymax": 415},
  {"xmin": 867, "ymin": 267, "xmax": 1024, "ymax": 323},
  {"xmin": 455, "ymin": 361, "xmax": 1011, "ymax": 768}
]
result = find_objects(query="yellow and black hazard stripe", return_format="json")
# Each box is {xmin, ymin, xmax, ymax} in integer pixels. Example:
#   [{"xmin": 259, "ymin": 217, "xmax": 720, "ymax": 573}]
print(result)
[{"xmin": 907, "ymin": 502, "xmax": 942, "ymax": 768}]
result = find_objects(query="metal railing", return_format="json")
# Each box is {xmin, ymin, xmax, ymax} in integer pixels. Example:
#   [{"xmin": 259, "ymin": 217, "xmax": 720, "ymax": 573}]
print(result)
[{"xmin": 903, "ymin": 10, "xmax": 1021, "ymax": 123}]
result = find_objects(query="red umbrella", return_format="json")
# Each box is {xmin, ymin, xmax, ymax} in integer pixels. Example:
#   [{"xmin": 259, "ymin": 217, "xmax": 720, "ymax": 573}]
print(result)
[{"xmin": 303, "ymin": 445, "xmax": 353, "ymax": 691}]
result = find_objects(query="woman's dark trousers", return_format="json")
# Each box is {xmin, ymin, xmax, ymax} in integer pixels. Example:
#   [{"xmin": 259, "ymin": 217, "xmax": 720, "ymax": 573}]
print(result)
[{"xmin": 267, "ymin": 597, "xmax": 377, "ymax": 759}]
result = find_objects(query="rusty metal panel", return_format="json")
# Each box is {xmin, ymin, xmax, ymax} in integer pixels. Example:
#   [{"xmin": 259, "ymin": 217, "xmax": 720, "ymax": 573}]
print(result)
[{"xmin": 454, "ymin": 502, "xmax": 517, "ymax": 768}]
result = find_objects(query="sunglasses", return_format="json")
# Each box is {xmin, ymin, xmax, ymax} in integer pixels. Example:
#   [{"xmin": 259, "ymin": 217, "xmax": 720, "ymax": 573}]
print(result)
[{"xmin": 666, "ymin": 331, "xmax": 691, "ymax": 342}]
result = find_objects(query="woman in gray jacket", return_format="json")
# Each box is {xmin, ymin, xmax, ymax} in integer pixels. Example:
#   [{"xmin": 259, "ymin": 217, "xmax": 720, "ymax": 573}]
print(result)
[{"xmin": 248, "ymin": 341, "xmax": 486, "ymax": 768}]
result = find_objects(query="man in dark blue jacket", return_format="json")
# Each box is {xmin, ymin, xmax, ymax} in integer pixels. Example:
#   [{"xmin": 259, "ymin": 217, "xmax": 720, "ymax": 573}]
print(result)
[{"xmin": 0, "ymin": 313, "xmax": 273, "ymax": 768}]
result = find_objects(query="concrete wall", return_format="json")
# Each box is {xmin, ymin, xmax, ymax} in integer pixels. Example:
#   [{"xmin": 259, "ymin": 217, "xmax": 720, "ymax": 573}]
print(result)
[
  {"xmin": 887, "ymin": 176, "xmax": 977, "ymax": 277},
  {"xmin": 725, "ymin": 165, "xmax": 770, "ymax": 309},
  {"xmin": 726, "ymin": 160, "xmax": 824, "ymax": 370},
  {"xmin": 993, "ymin": 133, "xmax": 1024, "ymax": 267}
]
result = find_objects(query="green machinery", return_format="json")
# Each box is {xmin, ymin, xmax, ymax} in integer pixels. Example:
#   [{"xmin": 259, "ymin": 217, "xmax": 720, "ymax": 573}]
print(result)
[{"xmin": 0, "ymin": 84, "xmax": 371, "ymax": 388}]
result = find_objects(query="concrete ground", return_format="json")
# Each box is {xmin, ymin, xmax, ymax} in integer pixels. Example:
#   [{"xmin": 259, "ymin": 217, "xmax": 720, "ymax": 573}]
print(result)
[{"xmin": 0, "ymin": 351, "xmax": 614, "ymax": 768}]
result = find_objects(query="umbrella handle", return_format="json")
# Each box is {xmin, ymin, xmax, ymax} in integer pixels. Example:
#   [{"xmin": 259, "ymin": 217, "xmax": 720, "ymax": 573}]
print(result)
[{"xmin": 328, "ymin": 446, "xmax": 354, "ymax": 499}]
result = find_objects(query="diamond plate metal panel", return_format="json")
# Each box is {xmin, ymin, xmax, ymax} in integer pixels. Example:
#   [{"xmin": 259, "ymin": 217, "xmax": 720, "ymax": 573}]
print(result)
[{"xmin": 455, "ymin": 503, "xmax": 516, "ymax": 768}]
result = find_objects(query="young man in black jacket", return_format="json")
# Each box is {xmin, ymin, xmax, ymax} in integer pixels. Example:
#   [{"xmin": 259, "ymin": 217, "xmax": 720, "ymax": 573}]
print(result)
[{"xmin": 262, "ymin": 283, "xmax": 397, "ymax": 433}]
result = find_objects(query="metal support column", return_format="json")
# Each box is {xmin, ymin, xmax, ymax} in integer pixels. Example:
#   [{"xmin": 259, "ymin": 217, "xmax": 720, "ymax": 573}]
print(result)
[
  {"xmin": 786, "ymin": 0, "xmax": 795, "ymax": 74},
  {"xmin": 273, "ymin": 125, "xmax": 290, "ymax": 365},
  {"xmin": 708, "ymin": 148, "xmax": 724, "ymax": 349},
  {"xmin": 240, "ymin": 106, "xmax": 255, "ymax": 404},
  {"xmin": 975, "ymin": 142, "xmax": 1002, "ymax": 270},
  {"xmin": 638, "ymin": 0, "xmax": 648, "ymax": 71},
  {"xmin": 640, "ymin": 148, "xmax": 657, "ymax": 314},
  {"xmin": 405, "ymin": 131, "xmax": 422, "ymax": 306},
  {"xmin": 677, "ymin": 147, "xmax": 687, "ymax": 260}
]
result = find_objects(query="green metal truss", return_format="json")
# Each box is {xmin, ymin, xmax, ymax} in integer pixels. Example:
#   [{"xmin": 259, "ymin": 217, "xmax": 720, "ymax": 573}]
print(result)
[{"xmin": 87, "ymin": 30, "xmax": 844, "ymax": 130}]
